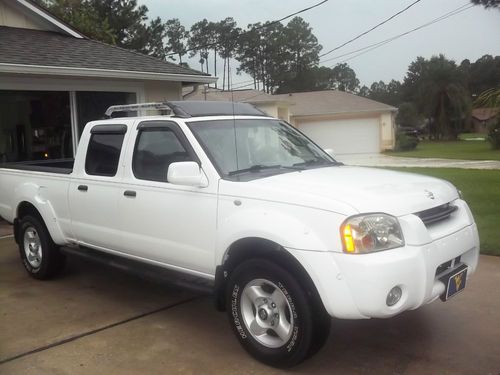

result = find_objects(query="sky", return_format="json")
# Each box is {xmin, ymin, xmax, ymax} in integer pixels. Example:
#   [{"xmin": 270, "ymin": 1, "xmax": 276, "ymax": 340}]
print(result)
[{"xmin": 140, "ymin": 0, "xmax": 500, "ymax": 88}]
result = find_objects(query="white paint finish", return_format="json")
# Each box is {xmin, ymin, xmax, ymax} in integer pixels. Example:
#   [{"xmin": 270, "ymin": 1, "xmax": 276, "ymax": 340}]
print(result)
[
  {"xmin": 0, "ymin": 113, "xmax": 480, "ymax": 320},
  {"xmin": 117, "ymin": 119, "xmax": 219, "ymax": 274},
  {"xmin": 68, "ymin": 120, "xmax": 134, "ymax": 250},
  {"xmin": 297, "ymin": 117, "xmax": 381, "ymax": 155}
]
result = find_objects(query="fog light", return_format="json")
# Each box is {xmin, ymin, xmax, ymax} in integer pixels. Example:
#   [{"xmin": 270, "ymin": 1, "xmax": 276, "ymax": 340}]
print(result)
[{"xmin": 386, "ymin": 286, "xmax": 402, "ymax": 306}]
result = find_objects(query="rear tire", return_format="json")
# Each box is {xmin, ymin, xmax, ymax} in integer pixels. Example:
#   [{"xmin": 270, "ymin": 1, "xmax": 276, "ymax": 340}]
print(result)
[
  {"xmin": 226, "ymin": 258, "xmax": 330, "ymax": 368},
  {"xmin": 18, "ymin": 215, "xmax": 66, "ymax": 280}
]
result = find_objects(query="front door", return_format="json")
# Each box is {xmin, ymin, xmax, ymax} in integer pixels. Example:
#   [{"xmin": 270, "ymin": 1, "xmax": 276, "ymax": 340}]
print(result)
[{"xmin": 118, "ymin": 120, "xmax": 217, "ymax": 276}]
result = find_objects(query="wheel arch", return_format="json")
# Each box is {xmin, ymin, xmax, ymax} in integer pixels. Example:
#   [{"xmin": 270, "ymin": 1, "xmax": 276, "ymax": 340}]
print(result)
[
  {"xmin": 214, "ymin": 237, "xmax": 326, "ymax": 314},
  {"xmin": 14, "ymin": 201, "xmax": 58, "ymax": 245}
]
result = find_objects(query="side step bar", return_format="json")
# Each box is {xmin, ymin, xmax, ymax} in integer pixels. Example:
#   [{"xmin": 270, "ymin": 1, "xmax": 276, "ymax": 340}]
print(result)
[{"xmin": 60, "ymin": 246, "xmax": 214, "ymax": 295}]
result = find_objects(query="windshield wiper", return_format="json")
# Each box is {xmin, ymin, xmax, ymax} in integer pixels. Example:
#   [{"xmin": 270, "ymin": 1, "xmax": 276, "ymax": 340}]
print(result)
[
  {"xmin": 228, "ymin": 164, "xmax": 302, "ymax": 176},
  {"xmin": 293, "ymin": 159, "xmax": 342, "ymax": 167}
]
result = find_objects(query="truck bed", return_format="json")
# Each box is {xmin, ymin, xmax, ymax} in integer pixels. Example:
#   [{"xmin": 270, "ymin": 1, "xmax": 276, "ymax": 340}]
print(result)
[{"xmin": 0, "ymin": 158, "xmax": 74, "ymax": 174}]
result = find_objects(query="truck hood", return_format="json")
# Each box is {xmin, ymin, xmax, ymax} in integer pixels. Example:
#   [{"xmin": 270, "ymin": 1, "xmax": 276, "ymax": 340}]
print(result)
[{"xmin": 219, "ymin": 166, "xmax": 459, "ymax": 217}]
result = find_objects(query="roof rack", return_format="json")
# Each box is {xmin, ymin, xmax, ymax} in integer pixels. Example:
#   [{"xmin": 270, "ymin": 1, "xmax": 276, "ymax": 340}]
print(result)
[
  {"xmin": 104, "ymin": 101, "xmax": 268, "ymax": 118},
  {"xmin": 104, "ymin": 102, "xmax": 190, "ymax": 118}
]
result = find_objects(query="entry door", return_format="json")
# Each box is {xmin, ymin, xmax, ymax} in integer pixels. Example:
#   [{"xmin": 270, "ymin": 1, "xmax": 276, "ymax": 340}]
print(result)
[
  {"xmin": 69, "ymin": 125, "xmax": 128, "ymax": 250},
  {"xmin": 118, "ymin": 120, "xmax": 218, "ymax": 276}
]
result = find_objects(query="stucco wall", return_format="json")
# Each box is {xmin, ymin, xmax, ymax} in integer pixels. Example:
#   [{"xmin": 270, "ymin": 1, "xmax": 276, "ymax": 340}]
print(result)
[
  {"xmin": 144, "ymin": 81, "xmax": 182, "ymax": 102},
  {"xmin": 0, "ymin": 0, "xmax": 44, "ymax": 30}
]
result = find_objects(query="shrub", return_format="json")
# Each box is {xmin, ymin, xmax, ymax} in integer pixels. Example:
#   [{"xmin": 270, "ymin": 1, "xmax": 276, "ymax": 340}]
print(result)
[
  {"xmin": 395, "ymin": 131, "xmax": 419, "ymax": 151},
  {"xmin": 487, "ymin": 116, "xmax": 500, "ymax": 149}
]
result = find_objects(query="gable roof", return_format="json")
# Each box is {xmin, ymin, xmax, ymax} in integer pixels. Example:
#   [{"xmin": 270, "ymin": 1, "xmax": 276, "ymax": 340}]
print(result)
[
  {"xmin": 186, "ymin": 88, "xmax": 397, "ymax": 116},
  {"xmin": 0, "ymin": 26, "xmax": 215, "ymax": 83},
  {"xmin": 7, "ymin": 0, "xmax": 85, "ymax": 37},
  {"xmin": 273, "ymin": 90, "xmax": 397, "ymax": 117},
  {"xmin": 185, "ymin": 88, "xmax": 283, "ymax": 103}
]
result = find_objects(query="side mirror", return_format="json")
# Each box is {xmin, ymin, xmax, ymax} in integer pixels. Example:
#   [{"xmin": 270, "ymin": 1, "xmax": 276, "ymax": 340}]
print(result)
[
  {"xmin": 324, "ymin": 148, "xmax": 336, "ymax": 158},
  {"xmin": 167, "ymin": 161, "xmax": 208, "ymax": 187}
]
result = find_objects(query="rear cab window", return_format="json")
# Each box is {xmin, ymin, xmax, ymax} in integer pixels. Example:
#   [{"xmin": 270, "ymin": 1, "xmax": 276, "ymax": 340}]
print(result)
[{"xmin": 85, "ymin": 124, "xmax": 127, "ymax": 177}]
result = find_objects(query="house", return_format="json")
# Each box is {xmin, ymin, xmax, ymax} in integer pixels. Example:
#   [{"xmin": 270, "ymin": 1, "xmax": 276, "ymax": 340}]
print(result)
[
  {"xmin": 471, "ymin": 108, "xmax": 499, "ymax": 134},
  {"xmin": 183, "ymin": 86, "xmax": 291, "ymax": 122},
  {"xmin": 186, "ymin": 87, "xmax": 397, "ymax": 155},
  {"xmin": 0, "ymin": 0, "xmax": 216, "ymax": 163}
]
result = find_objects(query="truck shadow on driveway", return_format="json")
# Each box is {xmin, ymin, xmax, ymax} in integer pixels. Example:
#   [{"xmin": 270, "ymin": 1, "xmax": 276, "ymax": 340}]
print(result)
[{"xmin": 1, "ymin": 238, "xmax": 498, "ymax": 374}]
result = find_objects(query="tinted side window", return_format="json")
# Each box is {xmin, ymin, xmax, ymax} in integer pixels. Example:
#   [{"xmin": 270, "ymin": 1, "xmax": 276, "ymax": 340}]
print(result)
[
  {"xmin": 85, "ymin": 133, "xmax": 125, "ymax": 176},
  {"xmin": 133, "ymin": 129, "xmax": 192, "ymax": 182}
]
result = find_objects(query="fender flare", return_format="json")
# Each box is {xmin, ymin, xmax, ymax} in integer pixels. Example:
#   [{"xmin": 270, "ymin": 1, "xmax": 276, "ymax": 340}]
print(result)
[{"xmin": 14, "ymin": 183, "xmax": 66, "ymax": 244}]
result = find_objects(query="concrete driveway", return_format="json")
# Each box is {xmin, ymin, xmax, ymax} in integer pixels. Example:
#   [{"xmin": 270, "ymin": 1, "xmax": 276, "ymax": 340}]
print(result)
[
  {"xmin": 1, "ymin": 237, "xmax": 499, "ymax": 375},
  {"xmin": 337, "ymin": 154, "xmax": 500, "ymax": 170}
]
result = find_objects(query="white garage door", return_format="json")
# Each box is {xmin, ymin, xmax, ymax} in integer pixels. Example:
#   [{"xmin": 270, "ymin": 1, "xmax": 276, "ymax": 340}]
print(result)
[{"xmin": 298, "ymin": 118, "xmax": 380, "ymax": 155}]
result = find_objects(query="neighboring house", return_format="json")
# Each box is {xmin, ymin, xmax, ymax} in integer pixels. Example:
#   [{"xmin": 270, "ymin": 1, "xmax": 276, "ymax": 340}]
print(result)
[
  {"xmin": 471, "ymin": 108, "xmax": 499, "ymax": 134},
  {"xmin": 0, "ymin": 0, "xmax": 215, "ymax": 163},
  {"xmin": 186, "ymin": 87, "xmax": 397, "ymax": 155},
  {"xmin": 184, "ymin": 87, "xmax": 291, "ymax": 122}
]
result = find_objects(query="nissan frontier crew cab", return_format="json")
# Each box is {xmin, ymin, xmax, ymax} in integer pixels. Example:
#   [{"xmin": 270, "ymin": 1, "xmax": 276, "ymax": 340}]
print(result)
[{"xmin": 0, "ymin": 101, "xmax": 479, "ymax": 367}]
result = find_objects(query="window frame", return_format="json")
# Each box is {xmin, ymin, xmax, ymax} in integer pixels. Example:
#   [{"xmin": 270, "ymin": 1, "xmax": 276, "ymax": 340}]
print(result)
[
  {"xmin": 85, "ymin": 124, "xmax": 127, "ymax": 177},
  {"xmin": 132, "ymin": 120, "xmax": 200, "ymax": 183}
]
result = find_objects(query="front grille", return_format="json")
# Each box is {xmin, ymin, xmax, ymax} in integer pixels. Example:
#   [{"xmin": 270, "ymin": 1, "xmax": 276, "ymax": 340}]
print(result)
[{"xmin": 415, "ymin": 203, "xmax": 457, "ymax": 226}]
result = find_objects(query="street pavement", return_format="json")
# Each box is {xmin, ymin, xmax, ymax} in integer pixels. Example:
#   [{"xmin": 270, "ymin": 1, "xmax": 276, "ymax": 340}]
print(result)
[
  {"xmin": 337, "ymin": 154, "xmax": 500, "ymax": 170},
  {"xmin": 1, "ymin": 237, "xmax": 499, "ymax": 374}
]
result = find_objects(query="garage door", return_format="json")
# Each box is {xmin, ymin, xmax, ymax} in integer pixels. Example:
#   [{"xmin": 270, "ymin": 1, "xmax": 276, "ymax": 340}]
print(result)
[{"xmin": 297, "ymin": 118, "xmax": 380, "ymax": 155}]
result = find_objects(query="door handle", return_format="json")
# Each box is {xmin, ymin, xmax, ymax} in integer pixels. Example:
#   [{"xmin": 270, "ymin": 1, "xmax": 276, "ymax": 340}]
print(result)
[
  {"xmin": 78, "ymin": 185, "xmax": 88, "ymax": 192},
  {"xmin": 123, "ymin": 190, "xmax": 136, "ymax": 197}
]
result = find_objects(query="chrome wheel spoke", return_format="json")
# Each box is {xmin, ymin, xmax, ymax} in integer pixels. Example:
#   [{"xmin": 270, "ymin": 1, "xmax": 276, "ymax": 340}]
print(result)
[
  {"xmin": 249, "ymin": 318, "xmax": 267, "ymax": 337},
  {"xmin": 271, "ymin": 288, "xmax": 288, "ymax": 309},
  {"xmin": 244, "ymin": 285, "xmax": 269, "ymax": 302},
  {"xmin": 274, "ymin": 317, "xmax": 292, "ymax": 341},
  {"xmin": 241, "ymin": 278, "xmax": 295, "ymax": 349},
  {"xmin": 23, "ymin": 226, "xmax": 42, "ymax": 268}
]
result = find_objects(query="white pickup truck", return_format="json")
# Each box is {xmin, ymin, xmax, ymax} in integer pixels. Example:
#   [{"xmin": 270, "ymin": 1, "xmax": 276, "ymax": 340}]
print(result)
[{"xmin": 0, "ymin": 101, "xmax": 479, "ymax": 367}]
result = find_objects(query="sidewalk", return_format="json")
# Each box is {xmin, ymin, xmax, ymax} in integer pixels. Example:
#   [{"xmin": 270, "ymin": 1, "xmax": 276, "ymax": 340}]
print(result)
[{"xmin": 337, "ymin": 154, "xmax": 500, "ymax": 170}]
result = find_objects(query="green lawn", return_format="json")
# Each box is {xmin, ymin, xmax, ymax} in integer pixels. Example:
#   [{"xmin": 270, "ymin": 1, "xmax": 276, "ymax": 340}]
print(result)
[
  {"xmin": 386, "ymin": 140, "xmax": 500, "ymax": 161},
  {"xmin": 387, "ymin": 167, "xmax": 500, "ymax": 255}
]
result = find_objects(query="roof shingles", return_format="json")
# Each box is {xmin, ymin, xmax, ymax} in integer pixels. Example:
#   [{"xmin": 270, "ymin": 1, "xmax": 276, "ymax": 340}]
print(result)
[{"xmin": 0, "ymin": 26, "xmax": 209, "ymax": 77}]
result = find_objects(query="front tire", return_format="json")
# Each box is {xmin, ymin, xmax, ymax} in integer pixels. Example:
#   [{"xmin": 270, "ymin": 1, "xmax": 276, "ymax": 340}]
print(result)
[
  {"xmin": 226, "ymin": 258, "xmax": 330, "ymax": 368},
  {"xmin": 19, "ymin": 215, "xmax": 66, "ymax": 280}
]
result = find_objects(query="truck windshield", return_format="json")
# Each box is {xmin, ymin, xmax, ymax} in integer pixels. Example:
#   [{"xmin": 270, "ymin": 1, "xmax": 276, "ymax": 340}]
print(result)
[{"xmin": 188, "ymin": 119, "xmax": 338, "ymax": 180}]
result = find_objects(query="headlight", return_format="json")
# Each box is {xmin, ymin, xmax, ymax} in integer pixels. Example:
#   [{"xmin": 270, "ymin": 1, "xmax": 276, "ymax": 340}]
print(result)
[{"xmin": 341, "ymin": 214, "xmax": 404, "ymax": 254}]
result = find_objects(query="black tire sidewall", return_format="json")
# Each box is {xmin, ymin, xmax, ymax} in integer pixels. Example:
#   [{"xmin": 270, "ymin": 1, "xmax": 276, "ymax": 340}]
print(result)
[
  {"xmin": 226, "ymin": 259, "xmax": 314, "ymax": 368},
  {"xmin": 19, "ymin": 215, "xmax": 56, "ymax": 278}
]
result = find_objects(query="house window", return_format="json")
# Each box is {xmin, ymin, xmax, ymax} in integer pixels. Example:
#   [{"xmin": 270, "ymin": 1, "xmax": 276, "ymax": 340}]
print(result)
[
  {"xmin": 76, "ymin": 91, "xmax": 136, "ymax": 135},
  {"xmin": 0, "ymin": 90, "xmax": 72, "ymax": 162}
]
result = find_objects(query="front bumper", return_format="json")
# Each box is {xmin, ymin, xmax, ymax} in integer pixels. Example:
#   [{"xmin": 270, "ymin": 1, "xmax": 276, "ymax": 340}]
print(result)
[{"xmin": 288, "ymin": 222, "xmax": 480, "ymax": 319}]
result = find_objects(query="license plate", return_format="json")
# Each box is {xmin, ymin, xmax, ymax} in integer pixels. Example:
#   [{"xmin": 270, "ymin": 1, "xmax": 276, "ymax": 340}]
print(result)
[{"xmin": 440, "ymin": 264, "xmax": 468, "ymax": 301}]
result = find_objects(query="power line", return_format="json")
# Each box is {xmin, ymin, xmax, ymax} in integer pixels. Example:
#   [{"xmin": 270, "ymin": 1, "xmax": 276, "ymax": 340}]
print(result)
[
  {"xmin": 324, "ymin": 3, "xmax": 474, "ymax": 66},
  {"xmin": 319, "ymin": 0, "xmax": 423, "ymax": 58},
  {"xmin": 165, "ymin": 0, "xmax": 329, "ymax": 58}
]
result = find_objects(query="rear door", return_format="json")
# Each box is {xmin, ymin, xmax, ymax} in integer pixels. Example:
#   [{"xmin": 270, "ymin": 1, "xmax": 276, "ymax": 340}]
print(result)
[
  {"xmin": 69, "ymin": 123, "xmax": 129, "ymax": 251},
  {"xmin": 118, "ymin": 120, "xmax": 218, "ymax": 276}
]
